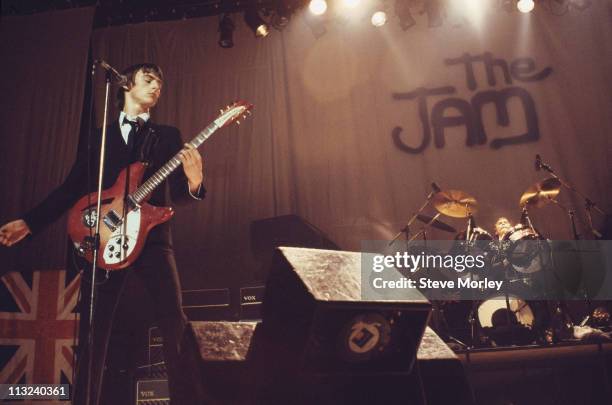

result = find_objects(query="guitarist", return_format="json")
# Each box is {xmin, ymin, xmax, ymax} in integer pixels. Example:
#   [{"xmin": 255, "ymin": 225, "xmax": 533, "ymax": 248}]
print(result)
[{"xmin": 0, "ymin": 63, "xmax": 205, "ymax": 405}]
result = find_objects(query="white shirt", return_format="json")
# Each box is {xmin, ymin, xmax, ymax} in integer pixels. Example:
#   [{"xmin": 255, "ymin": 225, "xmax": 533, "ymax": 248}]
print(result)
[{"xmin": 119, "ymin": 111, "xmax": 150, "ymax": 144}]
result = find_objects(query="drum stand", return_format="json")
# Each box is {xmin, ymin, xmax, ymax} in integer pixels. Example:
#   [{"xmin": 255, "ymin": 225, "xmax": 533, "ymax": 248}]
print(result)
[
  {"xmin": 467, "ymin": 301, "xmax": 479, "ymax": 348},
  {"xmin": 465, "ymin": 208, "xmax": 475, "ymax": 243},
  {"xmin": 461, "ymin": 209, "xmax": 488, "ymax": 349},
  {"xmin": 388, "ymin": 186, "xmax": 439, "ymax": 246},
  {"xmin": 546, "ymin": 197, "xmax": 595, "ymax": 330},
  {"xmin": 530, "ymin": 153, "xmax": 609, "ymax": 340},
  {"xmin": 407, "ymin": 215, "xmax": 442, "ymax": 242},
  {"xmin": 532, "ymin": 156, "xmax": 605, "ymax": 325},
  {"xmin": 503, "ymin": 262, "xmax": 521, "ymax": 345},
  {"xmin": 520, "ymin": 206, "xmax": 538, "ymax": 234}
]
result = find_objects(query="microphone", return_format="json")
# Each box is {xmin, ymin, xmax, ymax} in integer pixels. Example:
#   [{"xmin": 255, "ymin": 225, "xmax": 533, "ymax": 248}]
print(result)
[
  {"xmin": 431, "ymin": 182, "xmax": 441, "ymax": 193},
  {"xmin": 94, "ymin": 60, "xmax": 127, "ymax": 86},
  {"xmin": 535, "ymin": 154, "xmax": 542, "ymax": 171}
]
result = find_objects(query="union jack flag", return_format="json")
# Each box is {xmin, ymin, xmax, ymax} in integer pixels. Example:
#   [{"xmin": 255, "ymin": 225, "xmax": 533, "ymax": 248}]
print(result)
[{"xmin": 0, "ymin": 269, "xmax": 81, "ymax": 386}]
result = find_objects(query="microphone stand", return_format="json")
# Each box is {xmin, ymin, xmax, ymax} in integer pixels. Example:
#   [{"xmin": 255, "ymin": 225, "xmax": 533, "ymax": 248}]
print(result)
[{"xmin": 85, "ymin": 67, "xmax": 113, "ymax": 405}]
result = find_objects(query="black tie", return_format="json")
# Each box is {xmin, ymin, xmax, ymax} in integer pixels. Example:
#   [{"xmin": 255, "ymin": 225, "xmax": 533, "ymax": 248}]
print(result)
[{"xmin": 123, "ymin": 116, "xmax": 144, "ymax": 151}]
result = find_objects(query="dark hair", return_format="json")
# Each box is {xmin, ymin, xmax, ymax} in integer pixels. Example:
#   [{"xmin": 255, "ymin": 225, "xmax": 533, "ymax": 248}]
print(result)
[{"xmin": 116, "ymin": 63, "xmax": 164, "ymax": 110}]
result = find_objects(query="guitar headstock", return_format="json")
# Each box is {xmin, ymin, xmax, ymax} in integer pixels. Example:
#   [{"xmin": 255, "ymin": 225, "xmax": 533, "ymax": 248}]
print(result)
[{"xmin": 214, "ymin": 100, "xmax": 254, "ymax": 128}]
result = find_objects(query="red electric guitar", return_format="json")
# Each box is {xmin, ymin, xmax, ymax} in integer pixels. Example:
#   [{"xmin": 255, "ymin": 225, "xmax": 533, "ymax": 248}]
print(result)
[{"xmin": 67, "ymin": 100, "xmax": 253, "ymax": 270}]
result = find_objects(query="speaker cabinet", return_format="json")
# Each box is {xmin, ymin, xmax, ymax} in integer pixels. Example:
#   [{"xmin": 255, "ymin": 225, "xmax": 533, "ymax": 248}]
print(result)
[{"xmin": 262, "ymin": 247, "xmax": 431, "ymax": 374}]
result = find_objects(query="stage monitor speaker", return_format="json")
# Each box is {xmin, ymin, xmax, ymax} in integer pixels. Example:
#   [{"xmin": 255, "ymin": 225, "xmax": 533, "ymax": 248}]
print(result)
[
  {"xmin": 187, "ymin": 321, "xmax": 428, "ymax": 405},
  {"xmin": 186, "ymin": 322, "xmax": 473, "ymax": 405},
  {"xmin": 262, "ymin": 247, "xmax": 431, "ymax": 375}
]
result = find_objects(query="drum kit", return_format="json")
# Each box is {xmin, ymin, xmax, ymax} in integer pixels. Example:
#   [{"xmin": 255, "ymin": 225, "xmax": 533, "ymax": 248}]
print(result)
[{"xmin": 390, "ymin": 156, "xmax": 608, "ymax": 348}]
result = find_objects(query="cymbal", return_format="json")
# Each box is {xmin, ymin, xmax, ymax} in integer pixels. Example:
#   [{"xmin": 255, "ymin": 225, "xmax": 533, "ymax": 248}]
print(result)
[
  {"xmin": 416, "ymin": 214, "xmax": 457, "ymax": 233},
  {"xmin": 520, "ymin": 177, "xmax": 561, "ymax": 208},
  {"xmin": 432, "ymin": 190, "xmax": 478, "ymax": 218}
]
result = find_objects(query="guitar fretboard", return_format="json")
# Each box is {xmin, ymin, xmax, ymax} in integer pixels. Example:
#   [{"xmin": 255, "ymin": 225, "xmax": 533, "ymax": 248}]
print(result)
[{"xmin": 130, "ymin": 121, "xmax": 218, "ymax": 203}]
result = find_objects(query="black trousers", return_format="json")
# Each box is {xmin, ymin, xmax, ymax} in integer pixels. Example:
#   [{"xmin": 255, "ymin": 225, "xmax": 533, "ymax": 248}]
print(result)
[{"xmin": 72, "ymin": 244, "xmax": 197, "ymax": 405}]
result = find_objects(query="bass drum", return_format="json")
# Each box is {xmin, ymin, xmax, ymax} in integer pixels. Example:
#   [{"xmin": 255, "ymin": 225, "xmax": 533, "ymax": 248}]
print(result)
[
  {"xmin": 478, "ymin": 295, "xmax": 534, "ymax": 329},
  {"xmin": 502, "ymin": 224, "xmax": 550, "ymax": 274},
  {"xmin": 477, "ymin": 295, "xmax": 536, "ymax": 345}
]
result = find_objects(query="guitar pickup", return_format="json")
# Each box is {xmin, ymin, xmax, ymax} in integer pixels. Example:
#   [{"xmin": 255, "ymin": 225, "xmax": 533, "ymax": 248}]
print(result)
[{"xmin": 103, "ymin": 210, "xmax": 123, "ymax": 231}]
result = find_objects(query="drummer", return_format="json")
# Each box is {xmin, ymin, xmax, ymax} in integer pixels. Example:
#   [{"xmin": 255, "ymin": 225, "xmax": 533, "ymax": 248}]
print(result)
[{"xmin": 494, "ymin": 217, "xmax": 513, "ymax": 240}]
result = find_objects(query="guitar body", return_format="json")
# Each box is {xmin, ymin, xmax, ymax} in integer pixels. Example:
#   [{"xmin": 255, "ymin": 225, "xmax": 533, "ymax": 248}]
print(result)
[{"xmin": 67, "ymin": 162, "xmax": 174, "ymax": 271}]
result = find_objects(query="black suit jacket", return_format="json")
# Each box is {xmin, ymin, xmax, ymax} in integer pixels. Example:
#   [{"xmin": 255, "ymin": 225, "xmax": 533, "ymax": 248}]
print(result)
[{"xmin": 23, "ymin": 119, "xmax": 204, "ymax": 247}]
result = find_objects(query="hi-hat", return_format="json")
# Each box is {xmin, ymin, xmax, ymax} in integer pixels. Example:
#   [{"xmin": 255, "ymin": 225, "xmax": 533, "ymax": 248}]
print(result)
[
  {"xmin": 415, "ymin": 214, "xmax": 457, "ymax": 233},
  {"xmin": 432, "ymin": 190, "xmax": 478, "ymax": 218},
  {"xmin": 520, "ymin": 177, "xmax": 561, "ymax": 208}
]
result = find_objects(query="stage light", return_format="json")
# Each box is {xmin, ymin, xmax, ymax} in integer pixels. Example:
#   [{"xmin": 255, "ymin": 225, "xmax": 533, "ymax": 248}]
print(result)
[
  {"xmin": 244, "ymin": 8, "xmax": 270, "ymax": 37},
  {"xmin": 395, "ymin": 0, "xmax": 415, "ymax": 31},
  {"xmin": 271, "ymin": 2, "xmax": 291, "ymax": 29},
  {"xmin": 371, "ymin": 11, "xmax": 387, "ymax": 27},
  {"xmin": 218, "ymin": 14, "xmax": 234, "ymax": 48},
  {"xmin": 308, "ymin": 0, "xmax": 327, "ymax": 15},
  {"xmin": 517, "ymin": 0, "xmax": 535, "ymax": 13},
  {"xmin": 309, "ymin": 0, "xmax": 328, "ymax": 16}
]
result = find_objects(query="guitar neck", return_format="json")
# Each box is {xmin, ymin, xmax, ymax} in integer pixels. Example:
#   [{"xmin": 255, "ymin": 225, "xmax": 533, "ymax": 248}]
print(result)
[{"xmin": 130, "ymin": 122, "xmax": 218, "ymax": 204}]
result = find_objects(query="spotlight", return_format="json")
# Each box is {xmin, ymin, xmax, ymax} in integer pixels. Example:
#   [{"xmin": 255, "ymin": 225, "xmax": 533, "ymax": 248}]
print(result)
[
  {"xmin": 517, "ymin": 0, "xmax": 535, "ymax": 13},
  {"xmin": 244, "ymin": 8, "xmax": 270, "ymax": 38},
  {"xmin": 309, "ymin": 0, "xmax": 327, "ymax": 16},
  {"xmin": 395, "ymin": 0, "xmax": 415, "ymax": 31},
  {"xmin": 271, "ymin": 2, "xmax": 291, "ymax": 30},
  {"xmin": 371, "ymin": 11, "xmax": 387, "ymax": 27},
  {"xmin": 218, "ymin": 14, "xmax": 234, "ymax": 48}
]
